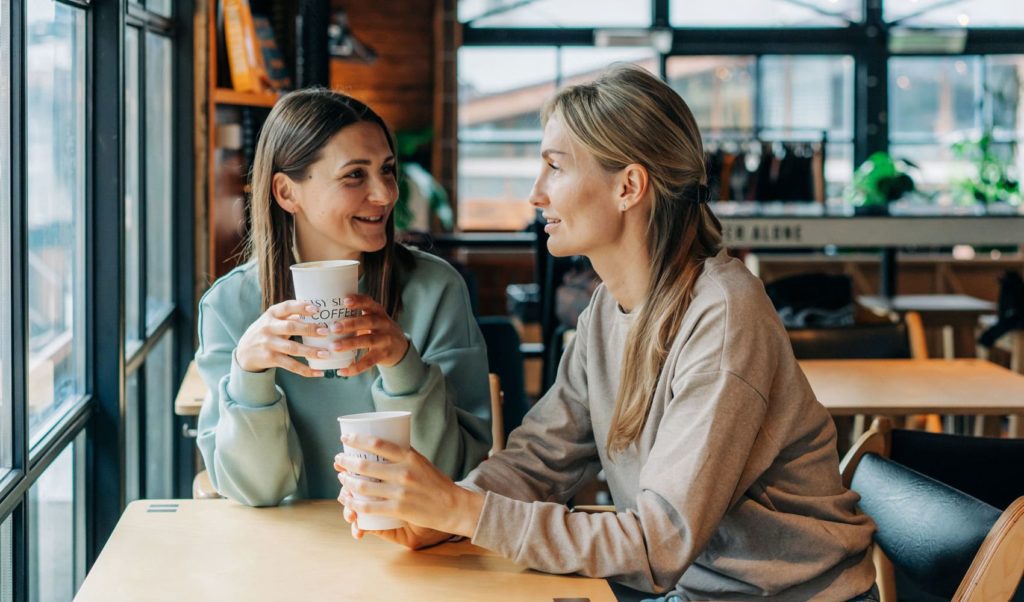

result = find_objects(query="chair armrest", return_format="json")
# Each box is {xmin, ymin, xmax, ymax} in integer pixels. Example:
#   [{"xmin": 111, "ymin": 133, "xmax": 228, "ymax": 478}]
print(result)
[{"xmin": 954, "ymin": 496, "xmax": 1024, "ymax": 601}]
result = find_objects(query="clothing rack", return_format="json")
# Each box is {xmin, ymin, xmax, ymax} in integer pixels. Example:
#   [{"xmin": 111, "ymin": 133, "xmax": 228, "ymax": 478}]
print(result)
[{"xmin": 703, "ymin": 130, "xmax": 829, "ymax": 203}]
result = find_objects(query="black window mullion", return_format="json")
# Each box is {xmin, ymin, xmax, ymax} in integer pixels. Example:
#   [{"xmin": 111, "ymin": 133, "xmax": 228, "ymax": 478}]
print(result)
[
  {"xmin": 87, "ymin": 0, "xmax": 126, "ymax": 569},
  {"xmin": 11, "ymin": 502, "xmax": 26, "ymax": 602},
  {"xmin": 10, "ymin": 0, "xmax": 28, "ymax": 492},
  {"xmin": 134, "ymin": 26, "xmax": 149, "ymax": 498},
  {"xmin": 172, "ymin": 0, "xmax": 196, "ymax": 499},
  {"xmin": 652, "ymin": 0, "xmax": 668, "ymax": 28}
]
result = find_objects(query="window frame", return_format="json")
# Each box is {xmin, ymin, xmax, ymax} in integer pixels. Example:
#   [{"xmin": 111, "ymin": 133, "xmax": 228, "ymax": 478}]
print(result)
[{"xmin": 0, "ymin": 0, "xmax": 194, "ymax": 599}]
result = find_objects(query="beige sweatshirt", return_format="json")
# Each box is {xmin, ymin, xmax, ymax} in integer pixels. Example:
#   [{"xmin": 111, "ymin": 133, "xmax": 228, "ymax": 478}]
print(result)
[{"xmin": 460, "ymin": 251, "xmax": 876, "ymax": 600}]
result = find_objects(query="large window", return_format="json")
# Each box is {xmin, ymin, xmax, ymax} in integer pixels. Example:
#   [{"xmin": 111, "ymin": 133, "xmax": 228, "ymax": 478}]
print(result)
[
  {"xmin": 460, "ymin": 0, "xmax": 651, "ymax": 28},
  {"xmin": 885, "ymin": 0, "xmax": 1024, "ymax": 27},
  {"xmin": 666, "ymin": 55, "xmax": 854, "ymax": 201},
  {"xmin": 671, "ymin": 0, "xmax": 862, "ymax": 27},
  {"xmin": 125, "ymin": 27, "xmax": 141, "ymax": 348},
  {"xmin": 28, "ymin": 443, "xmax": 78, "ymax": 601},
  {"xmin": 889, "ymin": 55, "xmax": 1024, "ymax": 199},
  {"xmin": 0, "ymin": 0, "xmax": 12, "ymax": 476},
  {"xmin": 1, "ymin": 0, "xmax": 189, "ymax": 597},
  {"xmin": 144, "ymin": 32, "xmax": 174, "ymax": 331},
  {"xmin": 457, "ymin": 46, "xmax": 657, "ymax": 230},
  {"xmin": 25, "ymin": 0, "xmax": 87, "ymax": 446}
]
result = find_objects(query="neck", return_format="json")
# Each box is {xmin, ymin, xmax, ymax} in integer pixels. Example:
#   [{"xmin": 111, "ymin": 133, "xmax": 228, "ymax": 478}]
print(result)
[
  {"xmin": 589, "ymin": 227, "xmax": 652, "ymax": 313},
  {"xmin": 294, "ymin": 220, "xmax": 363, "ymax": 268}
]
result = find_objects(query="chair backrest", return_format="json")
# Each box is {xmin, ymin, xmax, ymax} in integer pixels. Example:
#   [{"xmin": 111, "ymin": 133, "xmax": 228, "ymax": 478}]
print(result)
[
  {"xmin": 889, "ymin": 427, "xmax": 1024, "ymax": 511},
  {"xmin": 787, "ymin": 321, "xmax": 913, "ymax": 360},
  {"xmin": 476, "ymin": 317, "xmax": 529, "ymax": 440},
  {"xmin": 850, "ymin": 453, "xmax": 1003, "ymax": 599}
]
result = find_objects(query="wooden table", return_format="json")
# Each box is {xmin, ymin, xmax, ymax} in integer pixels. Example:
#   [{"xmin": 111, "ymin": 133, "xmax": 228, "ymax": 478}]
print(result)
[
  {"xmin": 76, "ymin": 499, "xmax": 616, "ymax": 602},
  {"xmin": 800, "ymin": 359, "xmax": 1024, "ymax": 436},
  {"xmin": 174, "ymin": 360, "xmax": 206, "ymax": 417},
  {"xmin": 857, "ymin": 294, "xmax": 996, "ymax": 359}
]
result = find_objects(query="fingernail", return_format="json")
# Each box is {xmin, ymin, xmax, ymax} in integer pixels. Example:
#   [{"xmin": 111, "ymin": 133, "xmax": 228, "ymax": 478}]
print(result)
[
  {"xmin": 341, "ymin": 434, "xmax": 351, "ymax": 442},
  {"xmin": 338, "ymin": 473, "xmax": 346, "ymax": 484},
  {"xmin": 313, "ymin": 371, "xmax": 325, "ymax": 378},
  {"xmin": 316, "ymin": 327, "xmax": 329, "ymax": 335},
  {"xmin": 317, "ymin": 350, "xmax": 330, "ymax": 358},
  {"xmin": 306, "ymin": 305, "xmax": 317, "ymax": 313},
  {"xmin": 344, "ymin": 297, "xmax": 355, "ymax": 306}
]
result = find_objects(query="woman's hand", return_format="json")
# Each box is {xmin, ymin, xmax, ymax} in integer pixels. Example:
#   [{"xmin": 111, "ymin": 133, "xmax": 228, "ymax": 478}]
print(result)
[
  {"xmin": 236, "ymin": 300, "xmax": 330, "ymax": 378},
  {"xmin": 333, "ymin": 434, "xmax": 485, "ymax": 540},
  {"xmin": 336, "ymin": 497, "xmax": 451, "ymax": 550},
  {"xmin": 332, "ymin": 294, "xmax": 410, "ymax": 377}
]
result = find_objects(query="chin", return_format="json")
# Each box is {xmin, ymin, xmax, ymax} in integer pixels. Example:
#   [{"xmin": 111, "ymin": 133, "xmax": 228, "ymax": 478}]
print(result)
[{"xmin": 545, "ymin": 238, "xmax": 578, "ymax": 258}]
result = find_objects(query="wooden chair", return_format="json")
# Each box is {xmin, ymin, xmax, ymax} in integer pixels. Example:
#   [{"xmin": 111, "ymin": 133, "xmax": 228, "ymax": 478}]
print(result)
[
  {"xmin": 193, "ymin": 372, "xmax": 506, "ymax": 499},
  {"xmin": 840, "ymin": 418, "xmax": 1024, "ymax": 601}
]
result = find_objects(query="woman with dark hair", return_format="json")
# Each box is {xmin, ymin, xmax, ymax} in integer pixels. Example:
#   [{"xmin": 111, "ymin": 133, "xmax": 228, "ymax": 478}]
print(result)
[
  {"xmin": 196, "ymin": 89, "xmax": 491, "ymax": 507},
  {"xmin": 334, "ymin": 67, "xmax": 878, "ymax": 601}
]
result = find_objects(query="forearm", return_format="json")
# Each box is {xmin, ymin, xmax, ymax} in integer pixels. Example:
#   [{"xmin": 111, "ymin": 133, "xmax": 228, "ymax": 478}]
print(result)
[
  {"xmin": 374, "ymin": 352, "xmax": 491, "ymax": 479},
  {"xmin": 197, "ymin": 365, "xmax": 303, "ymax": 506}
]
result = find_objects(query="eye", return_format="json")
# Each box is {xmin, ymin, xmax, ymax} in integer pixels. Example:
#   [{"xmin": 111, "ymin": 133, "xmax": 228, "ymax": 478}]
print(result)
[
  {"xmin": 343, "ymin": 169, "xmax": 366, "ymax": 180},
  {"xmin": 382, "ymin": 163, "xmax": 396, "ymax": 176},
  {"xmin": 547, "ymin": 162, "xmax": 560, "ymax": 171}
]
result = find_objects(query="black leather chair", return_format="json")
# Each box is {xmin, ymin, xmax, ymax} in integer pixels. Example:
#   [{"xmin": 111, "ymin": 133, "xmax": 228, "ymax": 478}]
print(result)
[
  {"xmin": 787, "ymin": 321, "xmax": 913, "ymax": 360},
  {"xmin": 477, "ymin": 316, "xmax": 529, "ymax": 442},
  {"xmin": 841, "ymin": 418, "xmax": 1024, "ymax": 602}
]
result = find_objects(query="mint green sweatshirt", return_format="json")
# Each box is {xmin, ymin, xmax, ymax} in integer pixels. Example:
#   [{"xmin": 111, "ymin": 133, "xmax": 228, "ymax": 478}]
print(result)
[{"xmin": 195, "ymin": 249, "xmax": 492, "ymax": 506}]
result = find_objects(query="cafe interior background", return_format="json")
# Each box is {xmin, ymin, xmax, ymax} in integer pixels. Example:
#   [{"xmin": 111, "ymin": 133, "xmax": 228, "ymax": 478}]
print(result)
[{"xmin": 1, "ymin": 0, "xmax": 1024, "ymax": 599}]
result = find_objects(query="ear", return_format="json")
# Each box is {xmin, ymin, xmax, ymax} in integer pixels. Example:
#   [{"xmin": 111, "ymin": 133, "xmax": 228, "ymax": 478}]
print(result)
[
  {"xmin": 272, "ymin": 172, "xmax": 301, "ymax": 215},
  {"xmin": 616, "ymin": 163, "xmax": 650, "ymax": 213}
]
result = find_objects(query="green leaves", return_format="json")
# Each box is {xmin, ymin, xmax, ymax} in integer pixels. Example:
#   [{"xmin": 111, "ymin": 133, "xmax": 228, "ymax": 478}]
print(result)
[
  {"xmin": 847, "ymin": 151, "xmax": 917, "ymax": 208},
  {"xmin": 951, "ymin": 132, "xmax": 1021, "ymax": 206}
]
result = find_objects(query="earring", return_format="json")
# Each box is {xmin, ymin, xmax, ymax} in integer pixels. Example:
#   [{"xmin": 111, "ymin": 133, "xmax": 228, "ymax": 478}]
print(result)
[
  {"xmin": 290, "ymin": 220, "xmax": 303, "ymax": 263},
  {"xmin": 620, "ymin": 202, "xmax": 627, "ymax": 212}
]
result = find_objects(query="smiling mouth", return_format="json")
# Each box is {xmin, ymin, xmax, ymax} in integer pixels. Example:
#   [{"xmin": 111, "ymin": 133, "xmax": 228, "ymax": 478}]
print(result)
[
  {"xmin": 354, "ymin": 215, "xmax": 385, "ymax": 224},
  {"xmin": 545, "ymin": 217, "xmax": 561, "ymax": 225}
]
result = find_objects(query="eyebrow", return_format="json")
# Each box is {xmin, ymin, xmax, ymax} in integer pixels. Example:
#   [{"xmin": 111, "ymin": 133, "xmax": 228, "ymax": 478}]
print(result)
[
  {"xmin": 541, "ymin": 149, "xmax": 567, "ymax": 159},
  {"xmin": 335, "ymin": 155, "xmax": 396, "ymax": 172}
]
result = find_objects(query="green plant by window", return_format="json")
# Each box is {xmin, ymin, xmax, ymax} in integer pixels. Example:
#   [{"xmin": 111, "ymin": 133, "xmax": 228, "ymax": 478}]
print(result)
[
  {"xmin": 846, "ymin": 151, "xmax": 916, "ymax": 214},
  {"xmin": 951, "ymin": 133, "xmax": 1021, "ymax": 206},
  {"xmin": 394, "ymin": 128, "xmax": 454, "ymax": 232}
]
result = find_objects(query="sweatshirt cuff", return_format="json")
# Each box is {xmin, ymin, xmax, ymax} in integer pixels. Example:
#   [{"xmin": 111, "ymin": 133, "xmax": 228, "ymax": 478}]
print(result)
[
  {"xmin": 469, "ymin": 491, "xmax": 532, "ymax": 560},
  {"xmin": 227, "ymin": 351, "xmax": 281, "ymax": 407},
  {"xmin": 377, "ymin": 340, "xmax": 429, "ymax": 396}
]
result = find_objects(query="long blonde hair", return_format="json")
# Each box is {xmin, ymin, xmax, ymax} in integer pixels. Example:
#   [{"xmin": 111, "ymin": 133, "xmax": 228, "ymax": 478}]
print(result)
[
  {"xmin": 542, "ymin": 65, "xmax": 723, "ymax": 456},
  {"xmin": 247, "ymin": 88, "xmax": 413, "ymax": 314}
]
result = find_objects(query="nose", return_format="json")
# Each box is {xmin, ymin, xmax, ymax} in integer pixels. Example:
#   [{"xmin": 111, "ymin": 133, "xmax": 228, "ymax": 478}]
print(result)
[
  {"xmin": 367, "ymin": 173, "xmax": 395, "ymax": 206},
  {"xmin": 528, "ymin": 177, "xmax": 548, "ymax": 209}
]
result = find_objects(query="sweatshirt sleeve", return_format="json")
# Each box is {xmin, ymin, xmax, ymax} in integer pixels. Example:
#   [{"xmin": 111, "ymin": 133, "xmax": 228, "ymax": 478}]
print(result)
[
  {"xmin": 460, "ymin": 305, "xmax": 601, "ymax": 504},
  {"xmin": 194, "ymin": 287, "xmax": 304, "ymax": 507},
  {"xmin": 368, "ymin": 264, "xmax": 492, "ymax": 480},
  {"xmin": 468, "ymin": 370, "xmax": 769, "ymax": 594}
]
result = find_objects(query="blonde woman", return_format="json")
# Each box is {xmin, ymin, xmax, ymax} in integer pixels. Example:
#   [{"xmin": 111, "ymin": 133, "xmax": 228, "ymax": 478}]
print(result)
[
  {"xmin": 334, "ymin": 67, "xmax": 877, "ymax": 600},
  {"xmin": 196, "ymin": 89, "xmax": 491, "ymax": 507}
]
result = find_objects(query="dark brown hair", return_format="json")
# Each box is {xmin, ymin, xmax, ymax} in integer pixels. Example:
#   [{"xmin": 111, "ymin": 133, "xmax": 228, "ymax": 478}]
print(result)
[{"xmin": 247, "ymin": 88, "xmax": 413, "ymax": 316}]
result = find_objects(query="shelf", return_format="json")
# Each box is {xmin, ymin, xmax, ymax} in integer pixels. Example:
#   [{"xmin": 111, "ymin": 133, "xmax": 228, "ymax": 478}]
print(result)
[{"xmin": 213, "ymin": 88, "xmax": 279, "ymax": 108}]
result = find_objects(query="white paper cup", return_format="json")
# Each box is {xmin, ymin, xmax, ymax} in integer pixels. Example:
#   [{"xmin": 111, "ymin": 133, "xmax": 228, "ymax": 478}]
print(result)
[
  {"xmin": 290, "ymin": 259, "xmax": 359, "ymax": 370},
  {"xmin": 337, "ymin": 411, "xmax": 411, "ymax": 531}
]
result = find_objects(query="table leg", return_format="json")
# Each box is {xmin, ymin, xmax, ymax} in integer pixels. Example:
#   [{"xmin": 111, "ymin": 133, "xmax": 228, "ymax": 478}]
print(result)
[{"xmin": 941, "ymin": 326, "xmax": 955, "ymax": 359}]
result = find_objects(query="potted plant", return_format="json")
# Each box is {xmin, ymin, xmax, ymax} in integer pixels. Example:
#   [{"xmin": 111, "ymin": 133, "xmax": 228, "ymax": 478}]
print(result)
[
  {"xmin": 393, "ymin": 127, "xmax": 454, "ymax": 232},
  {"xmin": 951, "ymin": 132, "xmax": 1021, "ymax": 208},
  {"xmin": 846, "ymin": 151, "xmax": 917, "ymax": 216}
]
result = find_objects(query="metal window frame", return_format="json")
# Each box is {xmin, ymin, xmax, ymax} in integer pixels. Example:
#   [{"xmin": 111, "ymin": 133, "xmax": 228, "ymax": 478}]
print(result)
[{"xmin": 1, "ymin": 0, "xmax": 194, "ymax": 595}]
